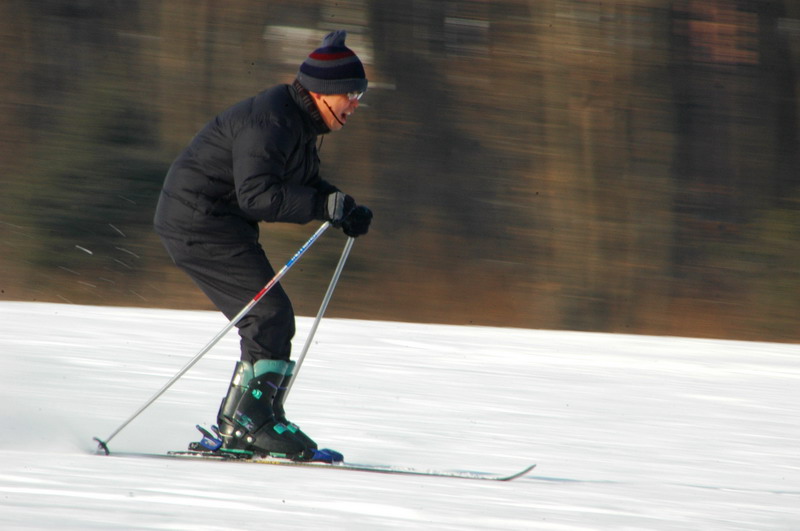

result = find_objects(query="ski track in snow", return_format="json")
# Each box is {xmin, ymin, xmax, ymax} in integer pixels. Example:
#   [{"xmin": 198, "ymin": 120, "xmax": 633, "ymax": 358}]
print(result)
[{"xmin": 0, "ymin": 301, "xmax": 798, "ymax": 530}]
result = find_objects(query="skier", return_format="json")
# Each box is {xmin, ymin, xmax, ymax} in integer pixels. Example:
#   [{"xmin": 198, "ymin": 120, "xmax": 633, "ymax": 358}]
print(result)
[{"xmin": 153, "ymin": 30, "xmax": 372, "ymax": 460}]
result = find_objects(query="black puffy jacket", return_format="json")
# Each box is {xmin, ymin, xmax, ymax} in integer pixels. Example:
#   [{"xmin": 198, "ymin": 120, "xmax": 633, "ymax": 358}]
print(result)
[{"xmin": 154, "ymin": 81, "xmax": 337, "ymax": 244}]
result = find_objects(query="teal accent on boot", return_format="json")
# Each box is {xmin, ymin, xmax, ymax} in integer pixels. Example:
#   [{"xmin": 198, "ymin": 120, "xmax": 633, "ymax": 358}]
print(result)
[
  {"xmin": 237, "ymin": 413, "xmax": 255, "ymax": 431},
  {"xmin": 218, "ymin": 448, "xmax": 255, "ymax": 458},
  {"xmin": 284, "ymin": 360, "xmax": 296, "ymax": 379},
  {"xmin": 251, "ymin": 388, "xmax": 263, "ymax": 400},
  {"xmin": 273, "ymin": 423, "xmax": 288, "ymax": 435},
  {"xmin": 253, "ymin": 359, "xmax": 289, "ymax": 378}
]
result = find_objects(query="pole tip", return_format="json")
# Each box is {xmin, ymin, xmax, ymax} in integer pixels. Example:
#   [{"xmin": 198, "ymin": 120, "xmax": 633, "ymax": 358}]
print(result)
[{"xmin": 93, "ymin": 437, "xmax": 110, "ymax": 455}]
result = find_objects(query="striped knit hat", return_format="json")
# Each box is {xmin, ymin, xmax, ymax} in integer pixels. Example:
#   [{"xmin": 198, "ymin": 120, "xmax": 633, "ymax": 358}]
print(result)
[{"xmin": 296, "ymin": 30, "xmax": 368, "ymax": 95}]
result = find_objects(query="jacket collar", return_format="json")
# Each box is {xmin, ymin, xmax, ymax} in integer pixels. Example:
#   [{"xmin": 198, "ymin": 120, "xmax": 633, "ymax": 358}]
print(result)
[{"xmin": 290, "ymin": 79, "xmax": 331, "ymax": 135}]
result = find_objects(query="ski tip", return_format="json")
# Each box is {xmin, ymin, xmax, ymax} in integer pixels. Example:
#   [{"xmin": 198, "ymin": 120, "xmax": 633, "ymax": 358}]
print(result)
[
  {"xmin": 501, "ymin": 463, "xmax": 537, "ymax": 481},
  {"xmin": 93, "ymin": 437, "xmax": 110, "ymax": 456}
]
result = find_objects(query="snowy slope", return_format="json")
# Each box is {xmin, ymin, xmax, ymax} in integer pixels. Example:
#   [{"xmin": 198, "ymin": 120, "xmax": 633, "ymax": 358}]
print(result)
[{"xmin": 0, "ymin": 302, "xmax": 798, "ymax": 530}]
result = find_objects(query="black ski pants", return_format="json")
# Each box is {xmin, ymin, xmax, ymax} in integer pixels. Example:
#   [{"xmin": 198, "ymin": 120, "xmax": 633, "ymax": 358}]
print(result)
[{"xmin": 159, "ymin": 236, "xmax": 295, "ymax": 364}]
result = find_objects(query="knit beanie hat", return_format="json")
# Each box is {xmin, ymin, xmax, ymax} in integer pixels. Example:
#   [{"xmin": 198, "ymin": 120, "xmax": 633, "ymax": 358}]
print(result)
[{"xmin": 296, "ymin": 30, "xmax": 368, "ymax": 95}]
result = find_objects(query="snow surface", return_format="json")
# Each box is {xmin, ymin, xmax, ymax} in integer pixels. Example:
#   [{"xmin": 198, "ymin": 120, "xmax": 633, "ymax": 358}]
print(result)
[{"xmin": 0, "ymin": 301, "xmax": 798, "ymax": 530}]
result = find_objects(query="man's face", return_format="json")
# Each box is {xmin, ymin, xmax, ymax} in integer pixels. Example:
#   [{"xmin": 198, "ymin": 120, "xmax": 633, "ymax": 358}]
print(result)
[{"xmin": 313, "ymin": 92, "xmax": 362, "ymax": 131}]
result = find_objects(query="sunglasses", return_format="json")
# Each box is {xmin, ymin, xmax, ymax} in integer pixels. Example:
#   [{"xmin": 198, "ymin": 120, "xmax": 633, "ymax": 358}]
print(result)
[{"xmin": 347, "ymin": 91, "xmax": 364, "ymax": 101}]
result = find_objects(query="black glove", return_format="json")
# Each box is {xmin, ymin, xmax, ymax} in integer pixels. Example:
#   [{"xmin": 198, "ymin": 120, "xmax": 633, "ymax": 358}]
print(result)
[
  {"xmin": 324, "ymin": 192, "xmax": 356, "ymax": 226},
  {"xmin": 341, "ymin": 205, "xmax": 373, "ymax": 238}
]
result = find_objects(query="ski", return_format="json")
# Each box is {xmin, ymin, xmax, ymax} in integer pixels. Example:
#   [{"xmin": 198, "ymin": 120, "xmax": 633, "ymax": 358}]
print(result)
[{"xmin": 108, "ymin": 449, "xmax": 536, "ymax": 482}]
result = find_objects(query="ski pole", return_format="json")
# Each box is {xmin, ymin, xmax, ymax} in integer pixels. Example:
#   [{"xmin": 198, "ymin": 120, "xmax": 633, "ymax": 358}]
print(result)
[
  {"xmin": 283, "ymin": 235, "xmax": 355, "ymax": 400},
  {"xmin": 94, "ymin": 221, "xmax": 332, "ymax": 454}
]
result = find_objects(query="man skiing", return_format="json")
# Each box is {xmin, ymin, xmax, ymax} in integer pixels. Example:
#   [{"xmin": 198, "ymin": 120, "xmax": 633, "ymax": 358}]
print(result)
[{"xmin": 153, "ymin": 30, "xmax": 372, "ymax": 461}]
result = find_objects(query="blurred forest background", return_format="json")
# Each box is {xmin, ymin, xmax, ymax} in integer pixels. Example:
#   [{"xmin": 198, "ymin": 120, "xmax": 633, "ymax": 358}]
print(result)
[{"xmin": 1, "ymin": 0, "xmax": 798, "ymax": 342}]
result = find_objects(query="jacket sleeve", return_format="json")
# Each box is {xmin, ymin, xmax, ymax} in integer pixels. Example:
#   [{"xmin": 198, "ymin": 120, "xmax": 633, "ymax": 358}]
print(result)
[{"xmin": 231, "ymin": 115, "xmax": 322, "ymax": 223}]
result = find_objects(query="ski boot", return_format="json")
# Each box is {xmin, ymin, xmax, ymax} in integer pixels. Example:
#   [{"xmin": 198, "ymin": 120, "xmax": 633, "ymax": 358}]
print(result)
[
  {"xmin": 271, "ymin": 361, "xmax": 344, "ymax": 463},
  {"xmin": 216, "ymin": 360, "xmax": 254, "ymax": 449},
  {"xmin": 272, "ymin": 361, "xmax": 318, "ymax": 450},
  {"xmin": 214, "ymin": 359, "xmax": 342, "ymax": 463},
  {"xmin": 226, "ymin": 360, "xmax": 310, "ymax": 458}
]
